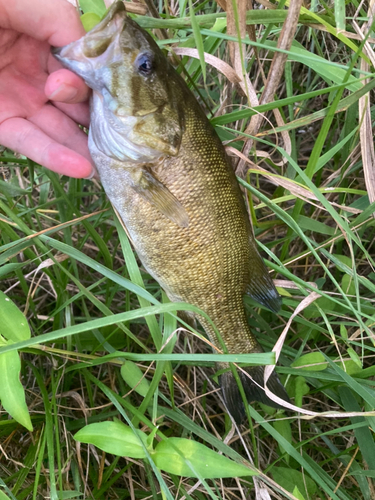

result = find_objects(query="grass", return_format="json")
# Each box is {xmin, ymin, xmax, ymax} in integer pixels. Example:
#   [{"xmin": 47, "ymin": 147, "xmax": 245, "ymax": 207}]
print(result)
[{"xmin": 1, "ymin": 0, "xmax": 375, "ymax": 499}]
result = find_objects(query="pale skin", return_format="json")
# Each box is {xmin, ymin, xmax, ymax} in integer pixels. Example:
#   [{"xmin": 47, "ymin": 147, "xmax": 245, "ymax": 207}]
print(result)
[{"xmin": 0, "ymin": 0, "xmax": 94, "ymax": 178}]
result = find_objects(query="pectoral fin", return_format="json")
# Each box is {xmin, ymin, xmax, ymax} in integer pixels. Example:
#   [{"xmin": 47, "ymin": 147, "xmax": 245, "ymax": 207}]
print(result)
[
  {"xmin": 246, "ymin": 254, "xmax": 281, "ymax": 313},
  {"xmin": 131, "ymin": 169, "xmax": 189, "ymax": 228}
]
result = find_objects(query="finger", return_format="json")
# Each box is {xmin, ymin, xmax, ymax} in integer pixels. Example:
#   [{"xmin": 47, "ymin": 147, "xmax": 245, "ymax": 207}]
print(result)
[
  {"xmin": 29, "ymin": 103, "xmax": 90, "ymax": 160},
  {"xmin": 52, "ymin": 100, "xmax": 91, "ymax": 129},
  {"xmin": 45, "ymin": 68, "xmax": 90, "ymax": 104},
  {"xmin": 0, "ymin": 0, "xmax": 85, "ymax": 46},
  {"xmin": 0, "ymin": 117, "xmax": 95, "ymax": 178},
  {"xmin": 46, "ymin": 59, "xmax": 91, "ymax": 126}
]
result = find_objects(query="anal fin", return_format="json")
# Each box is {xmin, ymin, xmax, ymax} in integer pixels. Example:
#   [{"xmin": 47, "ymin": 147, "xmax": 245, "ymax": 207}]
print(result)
[{"xmin": 246, "ymin": 255, "xmax": 281, "ymax": 313}]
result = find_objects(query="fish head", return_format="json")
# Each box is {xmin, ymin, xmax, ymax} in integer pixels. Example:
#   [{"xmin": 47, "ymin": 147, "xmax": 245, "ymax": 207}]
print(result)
[{"xmin": 53, "ymin": 2, "xmax": 185, "ymax": 162}]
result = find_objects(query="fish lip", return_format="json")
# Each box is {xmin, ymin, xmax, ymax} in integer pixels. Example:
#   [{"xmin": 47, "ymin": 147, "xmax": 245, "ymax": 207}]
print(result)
[
  {"xmin": 51, "ymin": 1, "xmax": 126, "ymax": 65},
  {"xmin": 88, "ymin": 1, "xmax": 126, "ymax": 36},
  {"xmin": 94, "ymin": 1, "xmax": 126, "ymax": 28}
]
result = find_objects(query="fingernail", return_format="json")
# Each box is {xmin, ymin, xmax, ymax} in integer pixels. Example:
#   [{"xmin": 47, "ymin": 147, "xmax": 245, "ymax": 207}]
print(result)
[
  {"xmin": 85, "ymin": 168, "xmax": 97, "ymax": 180},
  {"xmin": 48, "ymin": 83, "xmax": 78, "ymax": 102}
]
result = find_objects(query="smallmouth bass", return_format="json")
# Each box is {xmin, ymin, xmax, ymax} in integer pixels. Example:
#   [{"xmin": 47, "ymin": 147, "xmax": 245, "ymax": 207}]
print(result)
[{"xmin": 54, "ymin": 1, "xmax": 290, "ymax": 422}]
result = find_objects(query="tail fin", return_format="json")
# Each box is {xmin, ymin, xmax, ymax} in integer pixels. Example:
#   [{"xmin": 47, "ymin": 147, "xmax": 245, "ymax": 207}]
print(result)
[{"xmin": 220, "ymin": 366, "xmax": 290, "ymax": 423}]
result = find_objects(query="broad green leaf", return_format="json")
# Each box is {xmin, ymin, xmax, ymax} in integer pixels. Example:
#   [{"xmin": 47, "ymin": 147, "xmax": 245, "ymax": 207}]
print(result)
[
  {"xmin": 342, "ymin": 274, "xmax": 355, "ymax": 296},
  {"xmin": 80, "ymin": 12, "xmax": 101, "ymax": 32},
  {"xmin": 74, "ymin": 421, "xmax": 148, "ymax": 458},
  {"xmin": 0, "ymin": 291, "xmax": 30, "ymax": 342},
  {"xmin": 120, "ymin": 360, "xmax": 150, "ymax": 397},
  {"xmin": 303, "ymin": 296, "xmax": 337, "ymax": 319},
  {"xmin": 338, "ymin": 359, "xmax": 362, "ymax": 376},
  {"xmin": 340, "ymin": 324, "xmax": 348, "ymax": 340},
  {"xmin": 0, "ymin": 490, "xmax": 12, "ymax": 500},
  {"xmin": 294, "ymin": 376, "xmax": 310, "ymax": 408},
  {"xmin": 292, "ymin": 486, "xmax": 306, "ymax": 500},
  {"xmin": 153, "ymin": 438, "xmax": 255, "ymax": 478},
  {"xmin": 350, "ymin": 470, "xmax": 375, "ymax": 478},
  {"xmin": 347, "ymin": 348, "xmax": 362, "ymax": 369},
  {"xmin": 271, "ymin": 467, "xmax": 317, "ymax": 498},
  {"xmin": 273, "ymin": 418, "xmax": 292, "ymax": 463},
  {"xmin": 276, "ymin": 286, "xmax": 292, "ymax": 298},
  {"xmin": 0, "ymin": 350, "xmax": 33, "ymax": 431},
  {"xmin": 333, "ymin": 254, "xmax": 353, "ymax": 268},
  {"xmin": 79, "ymin": 0, "xmax": 106, "ymax": 17},
  {"xmin": 291, "ymin": 352, "xmax": 328, "ymax": 371}
]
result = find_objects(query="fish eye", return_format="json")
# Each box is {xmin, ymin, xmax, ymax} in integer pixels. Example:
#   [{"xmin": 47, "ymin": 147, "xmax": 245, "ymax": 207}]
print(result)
[{"xmin": 135, "ymin": 52, "xmax": 155, "ymax": 76}]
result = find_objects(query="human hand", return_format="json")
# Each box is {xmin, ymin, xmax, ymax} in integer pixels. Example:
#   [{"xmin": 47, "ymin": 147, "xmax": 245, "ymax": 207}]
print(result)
[{"xmin": 0, "ymin": 0, "xmax": 95, "ymax": 178}]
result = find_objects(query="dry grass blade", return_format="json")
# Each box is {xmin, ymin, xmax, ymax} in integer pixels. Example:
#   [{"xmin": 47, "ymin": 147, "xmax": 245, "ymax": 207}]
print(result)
[
  {"xmin": 228, "ymin": 147, "xmax": 317, "ymax": 198},
  {"xmin": 4, "ymin": 253, "xmax": 69, "ymax": 295},
  {"xmin": 225, "ymin": 0, "xmax": 260, "ymax": 133},
  {"xmin": 263, "ymin": 292, "xmax": 321, "ymax": 413},
  {"xmin": 226, "ymin": 0, "xmax": 247, "ymax": 76},
  {"xmin": 273, "ymin": 279, "xmax": 318, "ymax": 290},
  {"xmin": 174, "ymin": 47, "xmax": 260, "ymax": 135},
  {"xmin": 172, "ymin": 47, "xmax": 242, "ymax": 84},
  {"xmin": 122, "ymin": 2, "xmax": 147, "ymax": 15},
  {"xmin": 262, "ymin": 293, "xmax": 375, "ymax": 418},
  {"xmin": 354, "ymin": 3, "xmax": 375, "ymax": 213},
  {"xmin": 254, "ymin": 477, "xmax": 301, "ymax": 500},
  {"xmin": 227, "ymin": 147, "xmax": 362, "ymax": 213},
  {"xmin": 259, "ymin": 0, "xmax": 303, "ymax": 106},
  {"xmin": 237, "ymin": 0, "xmax": 302, "ymax": 174}
]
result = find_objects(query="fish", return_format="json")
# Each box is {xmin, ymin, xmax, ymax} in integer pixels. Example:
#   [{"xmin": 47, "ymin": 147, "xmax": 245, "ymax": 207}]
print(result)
[{"xmin": 53, "ymin": 1, "xmax": 290, "ymax": 423}]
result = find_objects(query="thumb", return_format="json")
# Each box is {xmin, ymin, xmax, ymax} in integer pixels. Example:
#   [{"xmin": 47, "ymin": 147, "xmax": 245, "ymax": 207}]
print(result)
[{"xmin": 45, "ymin": 69, "xmax": 91, "ymax": 103}]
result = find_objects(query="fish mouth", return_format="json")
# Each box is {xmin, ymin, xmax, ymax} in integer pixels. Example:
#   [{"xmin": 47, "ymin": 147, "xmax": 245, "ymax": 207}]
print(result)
[{"xmin": 52, "ymin": 2, "xmax": 126, "ymax": 72}]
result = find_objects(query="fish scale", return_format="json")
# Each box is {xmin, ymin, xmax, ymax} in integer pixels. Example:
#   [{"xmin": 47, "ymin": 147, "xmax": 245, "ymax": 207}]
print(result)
[{"xmin": 53, "ymin": 1, "xmax": 290, "ymax": 422}]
